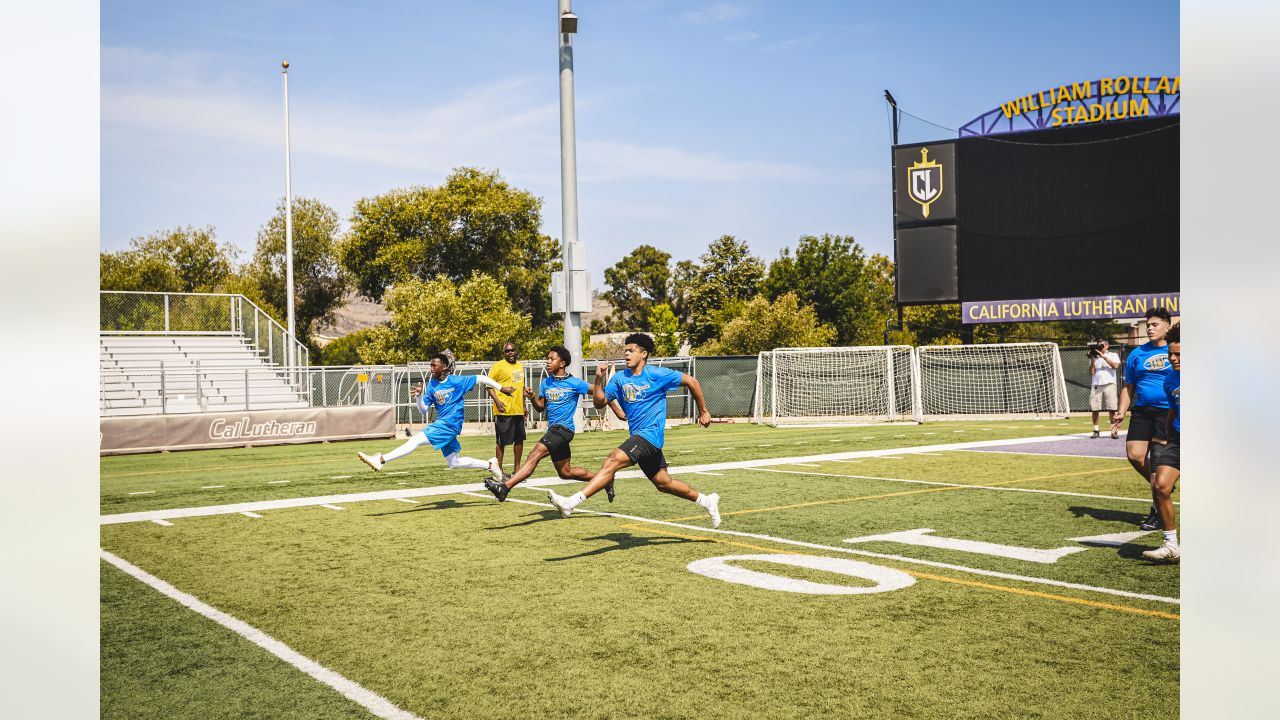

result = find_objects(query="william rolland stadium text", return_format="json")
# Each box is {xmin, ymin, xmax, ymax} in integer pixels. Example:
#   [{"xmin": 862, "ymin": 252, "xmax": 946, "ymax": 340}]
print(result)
[{"xmin": 100, "ymin": 405, "xmax": 396, "ymax": 455}]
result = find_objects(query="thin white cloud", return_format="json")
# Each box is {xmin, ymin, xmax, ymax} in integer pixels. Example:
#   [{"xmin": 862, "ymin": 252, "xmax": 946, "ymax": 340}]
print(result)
[
  {"xmin": 764, "ymin": 33, "xmax": 824, "ymax": 52},
  {"xmin": 722, "ymin": 30, "xmax": 759, "ymax": 44},
  {"xmin": 682, "ymin": 2, "xmax": 752, "ymax": 24}
]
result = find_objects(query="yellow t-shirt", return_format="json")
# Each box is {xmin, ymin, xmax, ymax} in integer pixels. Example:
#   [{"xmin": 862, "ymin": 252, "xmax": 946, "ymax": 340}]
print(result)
[{"xmin": 487, "ymin": 359, "xmax": 524, "ymax": 416}]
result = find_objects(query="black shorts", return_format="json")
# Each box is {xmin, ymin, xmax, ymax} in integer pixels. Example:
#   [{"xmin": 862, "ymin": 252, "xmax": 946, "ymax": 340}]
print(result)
[
  {"xmin": 494, "ymin": 415, "xmax": 526, "ymax": 446},
  {"xmin": 1126, "ymin": 406, "xmax": 1169, "ymax": 444},
  {"xmin": 1153, "ymin": 432, "xmax": 1180, "ymax": 470},
  {"xmin": 618, "ymin": 434, "xmax": 668, "ymax": 480},
  {"xmin": 537, "ymin": 424, "xmax": 575, "ymax": 462}
]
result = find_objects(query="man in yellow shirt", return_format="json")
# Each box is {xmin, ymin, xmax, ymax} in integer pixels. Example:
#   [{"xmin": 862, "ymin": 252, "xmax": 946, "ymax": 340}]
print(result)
[{"xmin": 487, "ymin": 342, "xmax": 526, "ymax": 473}]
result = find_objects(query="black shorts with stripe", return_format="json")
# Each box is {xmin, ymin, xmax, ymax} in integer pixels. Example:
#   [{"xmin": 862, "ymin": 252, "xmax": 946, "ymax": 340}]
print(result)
[
  {"xmin": 618, "ymin": 434, "xmax": 668, "ymax": 480},
  {"xmin": 537, "ymin": 424, "xmax": 575, "ymax": 462}
]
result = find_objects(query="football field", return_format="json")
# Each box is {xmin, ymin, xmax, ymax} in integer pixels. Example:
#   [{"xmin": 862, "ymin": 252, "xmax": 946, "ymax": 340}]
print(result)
[{"xmin": 101, "ymin": 418, "xmax": 1179, "ymax": 719}]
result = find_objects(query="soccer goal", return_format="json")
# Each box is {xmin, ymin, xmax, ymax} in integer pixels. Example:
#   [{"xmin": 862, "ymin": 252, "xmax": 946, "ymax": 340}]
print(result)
[
  {"xmin": 753, "ymin": 346, "xmax": 919, "ymax": 426},
  {"xmin": 914, "ymin": 342, "xmax": 1070, "ymax": 421}
]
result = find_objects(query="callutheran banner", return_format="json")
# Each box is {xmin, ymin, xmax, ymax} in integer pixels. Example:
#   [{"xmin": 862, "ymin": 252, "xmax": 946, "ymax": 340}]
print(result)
[
  {"xmin": 101, "ymin": 405, "xmax": 396, "ymax": 455},
  {"xmin": 962, "ymin": 292, "xmax": 1179, "ymax": 324}
]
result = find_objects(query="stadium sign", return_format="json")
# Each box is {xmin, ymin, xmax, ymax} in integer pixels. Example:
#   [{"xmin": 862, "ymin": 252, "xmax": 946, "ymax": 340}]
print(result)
[
  {"xmin": 962, "ymin": 292, "xmax": 1179, "ymax": 324},
  {"xmin": 101, "ymin": 405, "xmax": 396, "ymax": 455},
  {"xmin": 959, "ymin": 74, "xmax": 1179, "ymax": 137}
]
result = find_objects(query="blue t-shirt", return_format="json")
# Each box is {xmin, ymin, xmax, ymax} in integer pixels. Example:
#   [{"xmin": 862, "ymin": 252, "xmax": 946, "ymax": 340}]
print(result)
[
  {"xmin": 1164, "ymin": 370, "xmax": 1180, "ymax": 434},
  {"xmin": 539, "ymin": 374, "xmax": 591, "ymax": 432},
  {"xmin": 420, "ymin": 374, "xmax": 478, "ymax": 434},
  {"xmin": 605, "ymin": 364, "xmax": 683, "ymax": 449},
  {"xmin": 1124, "ymin": 342, "xmax": 1171, "ymax": 409}
]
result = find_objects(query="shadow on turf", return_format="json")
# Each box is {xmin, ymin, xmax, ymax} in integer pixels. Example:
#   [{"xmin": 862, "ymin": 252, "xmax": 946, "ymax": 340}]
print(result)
[
  {"xmin": 544, "ymin": 532, "xmax": 711, "ymax": 562},
  {"xmin": 483, "ymin": 509, "xmax": 578, "ymax": 530},
  {"xmin": 1068, "ymin": 505, "xmax": 1147, "ymax": 525},
  {"xmin": 364, "ymin": 498, "xmax": 490, "ymax": 517}
]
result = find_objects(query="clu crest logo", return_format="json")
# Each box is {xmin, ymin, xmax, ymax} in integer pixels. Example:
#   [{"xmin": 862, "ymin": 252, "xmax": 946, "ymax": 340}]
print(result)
[
  {"xmin": 623, "ymin": 383, "xmax": 649, "ymax": 403},
  {"xmin": 1142, "ymin": 355, "xmax": 1169, "ymax": 371}
]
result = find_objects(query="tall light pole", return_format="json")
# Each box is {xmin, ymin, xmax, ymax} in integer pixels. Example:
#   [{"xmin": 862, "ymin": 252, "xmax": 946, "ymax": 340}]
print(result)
[
  {"xmin": 281, "ymin": 60, "xmax": 297, "ymax": 370},
  {"xmin": 558, "ymin": 1, "xmax": 584, "ymax": 388}
]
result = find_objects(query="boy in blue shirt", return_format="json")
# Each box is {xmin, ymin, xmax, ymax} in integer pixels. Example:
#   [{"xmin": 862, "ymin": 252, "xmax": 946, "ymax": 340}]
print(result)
[
  {"xmin": 1144, "ymin": 326, "xmax": 1180, "ymax": 562},
  {"xmin": 357, "ymin": 350, "xmax": 513, "ymax": 480},
  {"xmin": 1111, "ymin": 306, "xmax": 1175, "ymax": 530},
  {"xmin": 546, "ymin": 334, "xmax": 721, "ymax": 527},
  {"xmin": 484, "ymin": 345, "xmax": 627, "ymax": 502}
]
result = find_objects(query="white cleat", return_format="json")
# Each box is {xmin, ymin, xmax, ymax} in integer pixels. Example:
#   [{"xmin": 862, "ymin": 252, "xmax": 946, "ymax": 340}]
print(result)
[
  {"xmin": 487, "ymin": 457, "xmax": 505, "ymax": 483},
  {"xmin": 546, "ymin": 490, "xmax": 575, "ymax": 518},
  {"xmin": 705, "ymin": 493, "xmax": 721, "ymax": 529},
  {"xmin": 357, "ymin": 451, "xmax": 383, "ymax": 472},
  {"xmin": 1142, "ymin": 543, "xmax": 1180, "ymax": 562}
]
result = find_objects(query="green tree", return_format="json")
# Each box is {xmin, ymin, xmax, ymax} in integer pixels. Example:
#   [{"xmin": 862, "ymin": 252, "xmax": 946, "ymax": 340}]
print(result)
[
  {"xmin": 601, "ymin": 245, "xmax": 672, "ymax": 331},
  {"xmin": 670, "ymin": 259, "xmax": 698, "ymax": 326},
  {"xmin": 685, "ymin": 236, "xmax": 765, "ymax": 347},
  {"xmin": 357, "ymin": 274, "xmax": 533, "ymax": 364},
  {"xmin": 762, "ymin": 234, "xmax": 897, "ymax": 346},
  {"xmin": 244, "ymin": 198, "xmax": 349, "ymax": 346},
  {"xmin": 337, "ymin": 168, "xmax": 561, "ymax": 327},
  {"xmin": 648, "ymin": 303, "xmax": 681, "ymax": 356},
  {"xmin": 695, "ymin": 293, "xmax": 835, "ymax": 355},
  {"xmin": 99, "ymin": 225, "xmax": 238, "ymax": 292}
]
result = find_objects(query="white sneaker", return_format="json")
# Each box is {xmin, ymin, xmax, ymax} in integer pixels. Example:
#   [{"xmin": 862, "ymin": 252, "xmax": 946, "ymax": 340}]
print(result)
[
  {"xmin": 1142, "ymin": 543, "xmax": 1180, "ymax": 562},
  {"xmin": 704, "ymin": 493, "xmax": 721, "ymax": 529},
  {"xmin": 487, "ymin": 457, "xmax": 504, "ymax": 483},
  {"xmin": 357, "ymin": 451, "xmax": 383, "ymax": 472},
  {"xmin": 546, "ymin": 490, "xmax": 575, "ymax": 518}
]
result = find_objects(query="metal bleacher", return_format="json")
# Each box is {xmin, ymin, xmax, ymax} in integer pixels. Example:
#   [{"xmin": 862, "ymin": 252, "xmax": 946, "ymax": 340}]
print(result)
[{"xmin": 99, "ymin": 291, "xmax": 312, "ymax": 417}]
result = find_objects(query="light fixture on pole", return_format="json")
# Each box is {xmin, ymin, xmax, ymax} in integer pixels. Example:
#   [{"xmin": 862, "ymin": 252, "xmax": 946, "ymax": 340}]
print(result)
[{"xmin": 281, "ymin": 60, "xmax": 297, "ymax": 371}]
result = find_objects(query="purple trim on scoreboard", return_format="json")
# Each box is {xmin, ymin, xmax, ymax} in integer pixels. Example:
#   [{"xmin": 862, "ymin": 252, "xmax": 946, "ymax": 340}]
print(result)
[{"xmin": 962, "ymin": 292, "xmax": 1179, "ymax": 324}]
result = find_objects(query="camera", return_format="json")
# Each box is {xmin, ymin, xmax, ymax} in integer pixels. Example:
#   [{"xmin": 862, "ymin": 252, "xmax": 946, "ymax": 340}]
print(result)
[{"xmin": 1086, "ymin": 340, "xmax": 1107, "ymax": 359}]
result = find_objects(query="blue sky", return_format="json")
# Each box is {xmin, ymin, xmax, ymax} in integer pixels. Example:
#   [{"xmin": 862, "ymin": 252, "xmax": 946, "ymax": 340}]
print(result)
[{"xmin": 102, "ymin": 0, "xmax": 1179, "ymax": 281}]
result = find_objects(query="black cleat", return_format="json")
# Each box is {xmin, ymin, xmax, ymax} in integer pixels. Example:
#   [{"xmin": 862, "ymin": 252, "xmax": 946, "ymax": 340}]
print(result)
[
  {"xmin": 484, "ymin": 478, "xmax": 509, "ymax": 502},
  {"xmin": 1089, "ymin": 430, "xmax": 1100, "ymax": 439},
  {"xmin": 1139, "ymin": 508, "xmax": 1161, "ymax": 531},
  {"xmin": 605, "ymin": 480, "xmax": 616, "ymax": 503}
]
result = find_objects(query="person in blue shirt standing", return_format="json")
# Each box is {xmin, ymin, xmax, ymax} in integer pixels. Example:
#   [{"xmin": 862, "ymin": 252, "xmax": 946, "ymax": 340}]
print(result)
[
  {"xmin": 484, "ymin": 345, "xmax": 627, "ymax": 502},
  {"xmin": 546, "ymin": 333, "xmax": 721, "ymax": 528},
  {"xmin": 357, "ymin": 350, "xmax": 513, "ymax": 481},
  {"xmin": 1111, "ymin": 307, "xmax": 1175, "ymax": 530},
  {"xmin": 1144, "ymin": 325, "xmax": 1181, "ymax": 562}
]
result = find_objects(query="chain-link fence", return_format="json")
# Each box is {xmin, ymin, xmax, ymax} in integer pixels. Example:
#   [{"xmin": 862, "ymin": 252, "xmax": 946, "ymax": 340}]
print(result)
[{"xmin": 1060, "ymin": 345, "xmax": 1133, "ymax": 413}]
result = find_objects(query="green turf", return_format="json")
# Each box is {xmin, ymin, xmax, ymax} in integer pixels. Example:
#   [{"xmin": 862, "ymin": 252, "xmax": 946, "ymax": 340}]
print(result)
[{"xmin": 100, "ymin": 418, "xmax": 1179, "ymax": 719}]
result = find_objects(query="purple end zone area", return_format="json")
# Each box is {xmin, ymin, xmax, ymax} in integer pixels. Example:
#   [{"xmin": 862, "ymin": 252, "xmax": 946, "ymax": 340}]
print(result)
[{"xmin": 968, "ymin": 433, "xmax": 1130, "ymax": 459}]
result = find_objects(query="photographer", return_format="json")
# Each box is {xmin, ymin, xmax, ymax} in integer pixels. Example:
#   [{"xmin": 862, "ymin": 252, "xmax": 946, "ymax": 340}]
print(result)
[{"xmin": 1087, "ymin": 339, "xmax": 1121, "ymax": 439}]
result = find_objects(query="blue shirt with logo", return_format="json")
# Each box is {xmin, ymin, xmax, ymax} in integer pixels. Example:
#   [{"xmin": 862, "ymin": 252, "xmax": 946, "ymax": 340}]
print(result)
[
  {"xmin": 1164, "ymin": 370, "xmax": 1180, "ymax": 434},
  {"xmin": 420, "ymin": 373, "xmax": 478, "ymax": 434},
  {"xmin": 605, "ymin": 364, "xmax": 684, "ymax": 449},
  {"xmin": 1125, "ymin": 342, "xmax": 1171, "ymax": 409},
  {"xmin": 539, "ymin": 374, "xmax": 591, "ymax": 432}
]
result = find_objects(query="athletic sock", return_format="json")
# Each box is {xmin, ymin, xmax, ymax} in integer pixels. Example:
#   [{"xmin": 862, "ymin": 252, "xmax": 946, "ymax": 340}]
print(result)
[
  {"xmin": 1163, "ymin": 530, "xmax": 1178, "ymax": 546},
  {"xmin": 695, "ymin": 492, "xmax": 711, "ymax": 508},
  {"xmin": 1093, "ymin": 424, "xmax": 1099, "ymax": 431},
  {"xmin": 567, "ymin": 491, "xmax": 586, "ymax": 509}
]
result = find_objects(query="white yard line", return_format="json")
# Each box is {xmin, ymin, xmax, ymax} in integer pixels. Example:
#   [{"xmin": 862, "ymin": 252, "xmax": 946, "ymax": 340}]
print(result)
[
  {"xmin": 465, "ymin": 493, "xmax": 1179, "ymax": 606},
  {"xmin": 394, "ymin": 498, "xmax": 419, "ymax": 504},
  {"xmin": 321, "ymin": 504, "xmax": 344, "ymax": 511},
  {"xmin": 268, "ymin": 480, "xmax": 291, "ymax": 484},
  {"xmin": 201, "ymin": 485, "xmax": 226, "ymax": 489},
  {"xmin": 757, "ymin": 468, "xmax": 1179, "ymax": 506},
  {"xmin": 240, "ymin": 511, "xmax": 263, "ymax": 519},
  {"xmin": 129, "ymin": 491, "xmax": 155, "ymax": 496},
  {"xmin": 330, "ymin": 476, "xmax": 352, "ymax": 480},
  {"xmin": 915, "ymin": 452, "xmax": 944, "ymax": 457},
  {"xmin": 387, "ymin": 472, "xmax": 410, "ymax": 476},
  {"xmin": 150, "ymin": 519, "xmax": 173, "ymax": 527},
  {"xmin": 100, "ymin": 434, "xmax": 1092, "ymax": 526},
  {"xmin": 958, "ymin": 449, "xmax": 1129, "ymax": 461},
  {"xmin": 787, "ymin": 463, "xmax": 822, "ymax": 468},
  {"xmin": 691, "ymin": 471, "xmax": 724, "ymax": 476},
  {"xmin": 101, "ymin": 551, "xmax": 424, "ymax": 720}
]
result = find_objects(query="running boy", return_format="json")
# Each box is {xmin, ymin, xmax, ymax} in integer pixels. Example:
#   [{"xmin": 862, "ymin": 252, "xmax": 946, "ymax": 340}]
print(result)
[
  {"xmin": 483, "ymin": 345, "xmax": 626, "ymax": 502},
  {"xmin": 1143, "ymin": 325, "xmax": 1181, "ymax": 562},
  {"xmin": 545, "ymin": 333, "xmax": 721, "ymax": 527},
  {"xmin": 357, "ymin": 350, "xmax": 513, "ymax": 479},
  {"xmin": 1111, "ymin": 306, "xmax": 1175, "ymax": 530}
]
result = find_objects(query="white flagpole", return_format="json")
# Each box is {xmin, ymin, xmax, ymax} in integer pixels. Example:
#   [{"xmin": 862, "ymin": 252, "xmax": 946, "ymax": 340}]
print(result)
[{"xmin": 281, "ymin": 60, "xmax": 297, "ymax": 372}]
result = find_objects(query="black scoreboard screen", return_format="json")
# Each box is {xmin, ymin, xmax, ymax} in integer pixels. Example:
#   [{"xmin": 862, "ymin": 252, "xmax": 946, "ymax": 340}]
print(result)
[{"xmin": 893, "ymin": 115, "xmax": 1179, "ymax": 305}]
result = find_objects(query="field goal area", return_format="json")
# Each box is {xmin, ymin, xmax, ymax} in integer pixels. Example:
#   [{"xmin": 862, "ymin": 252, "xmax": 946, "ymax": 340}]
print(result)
[{"xmin": 753, "ymin": 342, "xmax": 1070, "ymax": 427}]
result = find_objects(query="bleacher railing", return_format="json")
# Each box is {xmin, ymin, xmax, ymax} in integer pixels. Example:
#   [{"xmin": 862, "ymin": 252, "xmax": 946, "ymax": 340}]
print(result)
[{"xmin": 100, "ymin": 291, "xmax": 310, "ymax": 368}]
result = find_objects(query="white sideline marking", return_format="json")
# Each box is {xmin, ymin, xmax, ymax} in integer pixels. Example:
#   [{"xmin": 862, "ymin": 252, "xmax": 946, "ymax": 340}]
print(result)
[
  {"xmin": 916, "ymin": 452, "xmax": 944, "ymax": 457},
  {"xmin": 240, "ymin": 511, "xmax": 263, "ymax": 519},
  {"xmin": 101, "ymin": 550, "xmax": 425, "ymax": 720},
  {"xmin": 464, "ymin": 494, "xmax": 1179, "ymax": 606},
  {"xmin": 1072, "ymin": 530, "xmax": 1156, "ymax": 547},
  {"xmin": 788, "ymin": 463, "xmax": 822, "ymax": 468},
  {"xmin": 829, "ymin": 439, "xmax": 841, "ymax": 442},
  {"xmin": 201, "ymin": 485, "xmax": 225, "ymax": 489},
  {"xmin": 832, "ymin": 459, "xmax": 863, "ymax": 464},
  {"xmin": 331, "ymin": 476, "xmax": 352, "ymax": 480},
  {"xmin": 758, "ymin": 468, "xmax": 1180, "ymax": 506},
  {"xmin": 862, "ymin": 437, "xmax": 874, "ymax": 440},
  {"xmin": 877, "ymin": 456, "xmax": 904, "ymax": 460},
  {"xmin": 268, "ymin": 480, "xmax": 290, "ymax": 484},
  {"xmin": 321, "ymin": 504, "xmax": 344, "ymax": 511},
  {"xmin": 758, "ymin": 444, "xmax": 774, "ymax": 447},
  {"xmin": 960, "ymin": 450, "xmax": 1129, "ymax": 461},
  {"xmin": 151, "ymin": 519, "xmax": 173, "ymax": 527},
  {"xmin": 692, "ymin": 471, "xmax": 723, "ymax": 476},
  {"xmin": 394, "ymin": 498, "xmax": 419, "ymax": 504},
  {"xmin": 100, "ymin": 434, "xmax": 1093, "ymax": 526},
  {"xmin": 953, "ymin": 430, "xmax": 966, "ymax": 433},
  {"xmin": 719, "ymin": 447, "xmax": 735, "ymax": 450},
  {"xmin": 129, "ymin": 491, "xmax": 155, "ymax": 495}
]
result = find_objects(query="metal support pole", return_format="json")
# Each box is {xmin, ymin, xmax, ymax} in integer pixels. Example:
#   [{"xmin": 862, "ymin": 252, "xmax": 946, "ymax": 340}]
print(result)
[
  {"xmin": 160, "ymin": 361, "xmax": 166, "ymax": 415},
  {"xmin": 282, "ymin": 61, "xmax": 297, "ymax": 373},
  {"xmin": 163, "ymin": 293, "xmax": 170, "ymax": 333},
  {"xmin": 886, "ymin": 348, "xmax": 897, "ymax": 421},
  {"xmin": 558, "ymin": 0, "xmax": 586, "ymax": 430},
  {"xmin": 245, "ymin": 368, "xmax": 251, "ymax": 411}
]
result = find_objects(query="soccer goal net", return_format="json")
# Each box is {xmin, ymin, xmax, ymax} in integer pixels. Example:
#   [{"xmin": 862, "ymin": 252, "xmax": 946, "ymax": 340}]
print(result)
[
  {"xmin": 753, "ymin": 346, "xmax": 918, "ymax": 426},
  {"xmin": 914, "ymin": 343, "xmax": 1070, "ymax": 421}
]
